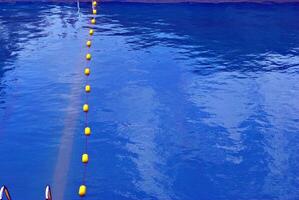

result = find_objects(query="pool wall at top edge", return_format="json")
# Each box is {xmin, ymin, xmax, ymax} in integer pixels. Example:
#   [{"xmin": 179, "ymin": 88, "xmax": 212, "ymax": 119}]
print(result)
[{"xmin": 1, "ymin": 0, "xmax": 299, "ymax": 3}]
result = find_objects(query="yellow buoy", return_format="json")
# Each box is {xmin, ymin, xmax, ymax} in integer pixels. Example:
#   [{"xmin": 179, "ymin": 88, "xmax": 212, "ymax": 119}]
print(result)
[
  {"xmin": 82, "ymin": 154, "xmax": 89, "ymax": 163},
  {"xmin": 91, "ymin": 18, "xmax": 96, "ymax": 25},
  {"xmin": 86, "ymin": 53, "xmax": 91, "ymax": 60},
  {"xmin": 85, "ymin": 127, "xmax": 91, "ymax": 136},
  {"xmin": 78, "ymin": 185, "xmax": 86, "ymax": 197},
  {"xmin": 86, "ymin": 40, "xmax": 91, "ymax": 47},
  {"xmin": 89, "ymin": 29, "xmax": 94, "ymax": 36},
  {"xmin": 84, "ymin": 68, "xmax": 90, "ymax": 76},
  {"xmin": 83, "ymin": 104, "xmax": 89, "ymax": 112},
  {"xmin": 93, "ymin": 1, "xmax": 97, "ymax": 7},
  {"xmin": 93, "ymin": 9, "xmax": 97, "ymax": 15},
  {"xmin": 85, "ymin": 85, "xmax": 91, "ymax": 93}
]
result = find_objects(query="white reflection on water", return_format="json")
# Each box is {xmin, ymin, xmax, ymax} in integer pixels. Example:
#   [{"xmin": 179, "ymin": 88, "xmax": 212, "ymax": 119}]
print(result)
[{"xmin": 115, "ymin": 85, "xmax": 174, "ymax": 199}]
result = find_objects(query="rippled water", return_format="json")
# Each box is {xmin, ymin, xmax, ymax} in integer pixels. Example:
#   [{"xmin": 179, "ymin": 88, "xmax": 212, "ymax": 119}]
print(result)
[{"xmin": 0, "ymin": 2, "xmax": 299, "ymax": 200}]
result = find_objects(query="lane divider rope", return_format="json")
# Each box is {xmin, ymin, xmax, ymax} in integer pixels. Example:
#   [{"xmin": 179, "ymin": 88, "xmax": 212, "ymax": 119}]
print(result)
[{"xmin": 79, "ymin": 0, "xmax": 98, "ymax": 197}]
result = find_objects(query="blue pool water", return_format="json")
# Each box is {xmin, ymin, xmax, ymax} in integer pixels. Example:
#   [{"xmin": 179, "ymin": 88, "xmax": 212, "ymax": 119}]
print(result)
[{"xmin": 0, "ymin": 2, "xmax": 299, "ymax": 200}]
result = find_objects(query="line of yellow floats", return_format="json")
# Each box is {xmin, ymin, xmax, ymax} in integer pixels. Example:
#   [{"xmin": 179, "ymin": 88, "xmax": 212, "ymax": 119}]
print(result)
[{"xmin": 79, "ymin": 0, "xmax": 98, "ymax": 197}]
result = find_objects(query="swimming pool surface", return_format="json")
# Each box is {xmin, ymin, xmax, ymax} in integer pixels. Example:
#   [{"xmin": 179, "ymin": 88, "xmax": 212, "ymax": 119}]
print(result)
[{"xmin": 0, "ymin": 2, "xmax": 299, "ymax": 200}]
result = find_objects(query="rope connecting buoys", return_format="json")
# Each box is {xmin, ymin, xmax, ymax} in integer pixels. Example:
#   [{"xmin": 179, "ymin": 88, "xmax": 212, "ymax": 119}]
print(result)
[{"xmin": 79, "ymin": 0, "xmax": 98, "ymax": 198}]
